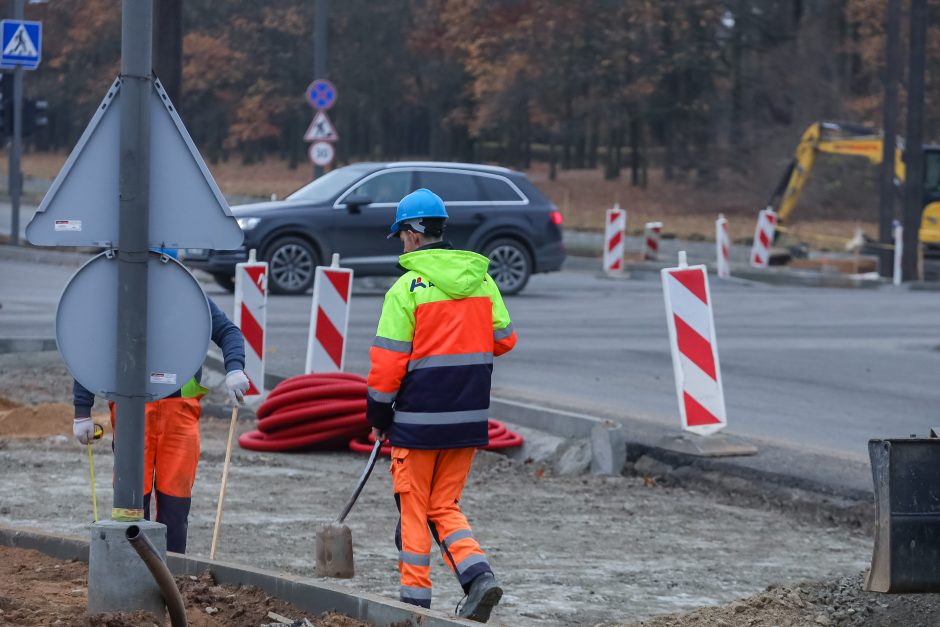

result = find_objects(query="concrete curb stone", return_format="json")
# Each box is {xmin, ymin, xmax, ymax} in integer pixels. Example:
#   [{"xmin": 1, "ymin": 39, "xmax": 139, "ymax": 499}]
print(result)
[{"xmin": 0, "ymin": 524, "xmax": 472, "ymax": 627}]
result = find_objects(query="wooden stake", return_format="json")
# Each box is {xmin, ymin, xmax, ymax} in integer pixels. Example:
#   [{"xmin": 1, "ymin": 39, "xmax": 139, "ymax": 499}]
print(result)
[{"xmin": 210, "ymin": 405, "xmax": 239, "ymax": 560}]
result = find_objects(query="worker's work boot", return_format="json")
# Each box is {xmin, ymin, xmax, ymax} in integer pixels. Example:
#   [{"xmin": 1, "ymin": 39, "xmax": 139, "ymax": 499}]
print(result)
[{"xmin": 457, "ymin": 572, "xmax": 502, "ymax": 623}]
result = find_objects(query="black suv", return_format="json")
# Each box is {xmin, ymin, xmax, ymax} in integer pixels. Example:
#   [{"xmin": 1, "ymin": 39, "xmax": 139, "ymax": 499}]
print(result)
[{"xmin": 184, "ymin": 161, "xmax": 566, "ymax": 295}]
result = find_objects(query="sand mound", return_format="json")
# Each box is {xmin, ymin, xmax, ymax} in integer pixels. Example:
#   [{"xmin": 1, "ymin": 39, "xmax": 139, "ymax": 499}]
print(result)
[{"xmin": 0, "ymin": 397, "xmax": 110, "ymax": 438}]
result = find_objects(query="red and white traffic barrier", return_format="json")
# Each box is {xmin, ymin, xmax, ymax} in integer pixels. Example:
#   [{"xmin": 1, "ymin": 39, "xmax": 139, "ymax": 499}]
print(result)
[
  {"xmin": 305, "ymin": 254, "xmax": 354, "ymax": 373},
  {"xmin": 603, "ymin": 204, "xmax": 626, "ymax": 273},
  {"xmin": 643, "ymin": 221, "xmax": 663, "ymax": 261},
  {"xmin": 715, "ymin": 214, "xmax": 731, "ymax": 278},
  {"xmin": 893, "ymin": 222, "xmax": 903, "ymax": 286},
  {"xmin": 661, "ymin": 251, "xmax": 727, "ymax": 436},
  {"xmin": 234, "ymin": 250, "xmax": 268, "ymax": 397},
  {"xmin": 750, "ymin": 208, "xmax": 777, "ymax": 268}
]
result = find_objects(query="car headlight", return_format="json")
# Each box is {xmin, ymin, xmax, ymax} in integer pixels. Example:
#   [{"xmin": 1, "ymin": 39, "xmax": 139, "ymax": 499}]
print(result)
[{"xmin": 237, "ymin": 217, "xmax": 261, "ymax": 231}]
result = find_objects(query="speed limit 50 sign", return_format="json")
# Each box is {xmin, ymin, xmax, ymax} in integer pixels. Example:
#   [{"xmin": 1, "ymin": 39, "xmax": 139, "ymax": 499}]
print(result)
[{"xmin": 308, "ymin": 141, "xmax": 334, "ymax": 167}]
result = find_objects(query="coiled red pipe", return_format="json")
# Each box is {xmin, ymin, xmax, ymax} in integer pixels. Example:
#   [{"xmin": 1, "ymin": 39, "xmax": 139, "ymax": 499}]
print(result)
[{"xmin": 239, "ymin": 373, "xmax": 524, "ymax": 454}]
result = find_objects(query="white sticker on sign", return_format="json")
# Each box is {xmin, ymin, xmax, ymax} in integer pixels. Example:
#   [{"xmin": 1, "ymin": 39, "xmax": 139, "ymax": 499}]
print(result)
[
  {"xmin": 54, "ymin": 220, "xmax": 82, "ymax": 231},
  {"xmin": 150, "ymin": 372, "xmax": 177, "ymax": 385}
]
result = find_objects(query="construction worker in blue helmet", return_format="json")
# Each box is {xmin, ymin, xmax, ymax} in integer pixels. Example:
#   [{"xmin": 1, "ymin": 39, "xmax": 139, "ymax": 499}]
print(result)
[
  {"xmin": 71, "ymin": 247, "xmax": 251, "ymax": 553},
  {"xmin": 368, "ymin": 188, "xmax": 516, "ymax": 622}
]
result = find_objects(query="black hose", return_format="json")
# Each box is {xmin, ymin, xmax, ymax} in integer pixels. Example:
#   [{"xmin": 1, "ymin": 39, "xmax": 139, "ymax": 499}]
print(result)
[{"xmin": 126, "ymin": 525, "xmax": 188, "ymax": 627}]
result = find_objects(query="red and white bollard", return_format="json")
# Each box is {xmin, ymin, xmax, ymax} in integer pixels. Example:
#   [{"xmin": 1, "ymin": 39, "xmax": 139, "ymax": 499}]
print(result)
[
  {"xmin": 750, "ymin": 207, "xmax": 777, "ymax": 268},
  {"xmin": 305, "ymin": 254, "xmax": 354, "ymax": 373},
  {"xmin": 715, "ymin": 214, "xmax": 731, "ymax": 278},
  {"xmin": 661, "ymin": 251, "xmax": 727, "ymax": 436},
  {"xmin": 893, "ymin": 221, "xmax": 903, "ymax": 286},
  {"xmin": 234, "ymin": 250, "xmax": 268, "ymax": 396},
  {"xmin": 643, "ymin": 221, "xmax": 663, "ymax": 261},
  {"xmin": 603, "ymin": 203, "xmax": 627, "ymax": 273}
]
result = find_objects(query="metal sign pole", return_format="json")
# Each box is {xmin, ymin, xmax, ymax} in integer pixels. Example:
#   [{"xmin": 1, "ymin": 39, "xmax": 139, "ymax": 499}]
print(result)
[
  {"xmin": 313, "ymin": 0, "xmax": 327, "ymax": 180},
  {"xmin": 901, "ymin": 0, "xmax": 927, "ymax": 282},
  {"xmin": 112, "ymin": 0, "xmax": 152, "ymax": 522},
  {"xmin": 8, "ymin": 0, "xmax": 23, "ymax": 246},
  {"xmin": 877, "ymin": 0, "xmax": 901, "ymax": 278}
]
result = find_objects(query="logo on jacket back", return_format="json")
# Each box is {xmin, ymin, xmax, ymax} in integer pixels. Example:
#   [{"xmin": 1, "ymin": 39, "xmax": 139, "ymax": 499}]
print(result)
[{"xmin": 410, "ymin": 277, "xmax": 434, "ymax": 292}]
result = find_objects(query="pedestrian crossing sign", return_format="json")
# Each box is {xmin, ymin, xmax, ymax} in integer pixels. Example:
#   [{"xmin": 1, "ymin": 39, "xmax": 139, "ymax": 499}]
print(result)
[{"xmin": 1, "ymin": 20, "xmax": 41, "ymax": 70}]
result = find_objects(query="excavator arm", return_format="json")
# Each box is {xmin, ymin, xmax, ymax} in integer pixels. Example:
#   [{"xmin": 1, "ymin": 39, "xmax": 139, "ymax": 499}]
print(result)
[{"xmin": 766, "ymin": 121, "xmax": 905, "ymax": 224}]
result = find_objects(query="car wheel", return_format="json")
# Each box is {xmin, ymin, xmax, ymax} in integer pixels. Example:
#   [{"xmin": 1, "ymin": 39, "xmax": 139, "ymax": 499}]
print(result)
[
  {"xmin": 483, "ymin": 238, "xmax": 531, "ymax": 295},
  {"xmin": 266, "ymin": 236, "xmax": 318, "ymax": 295},
  {"xmin": 212, "ymin": 273, "xmax": 235, "ymax": 293}
]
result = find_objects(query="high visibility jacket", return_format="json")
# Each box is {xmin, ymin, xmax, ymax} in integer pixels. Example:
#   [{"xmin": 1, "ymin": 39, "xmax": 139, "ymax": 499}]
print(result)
[{"xmin": 367, "ymin": 246, "xmax": 517, "ymax": 449}]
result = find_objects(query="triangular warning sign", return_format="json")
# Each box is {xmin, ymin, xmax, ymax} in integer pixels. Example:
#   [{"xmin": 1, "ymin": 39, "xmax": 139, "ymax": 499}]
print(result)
[
  {"xmin": 4, "ymin": 24, "xmax": 37, "ymax": 58},
  {"xmin": 304, "ymin": 110, "xmax": 339, "ymax": 142},
  {"xmin": 26, "ymin": 77, "xmax": 244, "ymax": 250}
]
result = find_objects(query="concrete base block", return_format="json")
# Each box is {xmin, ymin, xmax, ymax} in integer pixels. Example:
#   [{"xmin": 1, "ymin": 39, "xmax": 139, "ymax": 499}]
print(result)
[
  {"xmin": 553, "ymin": 439, "xmax": 592, "ymax": 475},
  {"xmin": 655, "ymin": 432, "xmax": 758, "ymax": 458},
  {"xmin": 590, "ymin": 420, "xmax": 626, "ymax": 475},
  {"xmin": 88, "ymin": 520, "xmax": 167, "ymax": 620}
]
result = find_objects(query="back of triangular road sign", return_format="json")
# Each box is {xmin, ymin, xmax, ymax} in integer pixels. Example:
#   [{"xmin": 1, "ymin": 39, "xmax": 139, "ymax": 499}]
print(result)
[
  {"xmin": 26, "ymin": 77, "xmax": 244, "ymax": 250},
  {"xmin": 304, "ymin": 110, "xmax": 339, "ymax": 142}
]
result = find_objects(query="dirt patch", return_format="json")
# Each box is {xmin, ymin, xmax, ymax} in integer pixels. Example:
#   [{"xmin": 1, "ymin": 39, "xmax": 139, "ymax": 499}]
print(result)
[
  {"xmin": 625, "ymin": 573, "xmax": 940, "ymax": 627},
  {"xmin": 0, "ymin": 397, "xmax": 111, "ymax": 439},
  {"xmin": 0, "ymin": 545, "xmax": 370, "ymax": 627}
]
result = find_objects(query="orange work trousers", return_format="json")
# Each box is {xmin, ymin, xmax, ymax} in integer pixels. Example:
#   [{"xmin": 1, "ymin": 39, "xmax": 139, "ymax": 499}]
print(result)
[
  {"xmin": 391, "ymin": 446, "xmax": 493, "ymax": 608},
  {"xmin": 110, "ymin": 397, "xmax": 201, "ymax": 553}
]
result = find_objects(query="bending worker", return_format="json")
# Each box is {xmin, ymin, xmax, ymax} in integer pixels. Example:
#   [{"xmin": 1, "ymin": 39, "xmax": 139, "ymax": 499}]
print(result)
[
  {"xmin": 367, "ymin": 188, "xmax": 517, "ymax": 623},
  {"xmin": 72, "ymin": 251, "xmax": 249, "ymax": 554}
]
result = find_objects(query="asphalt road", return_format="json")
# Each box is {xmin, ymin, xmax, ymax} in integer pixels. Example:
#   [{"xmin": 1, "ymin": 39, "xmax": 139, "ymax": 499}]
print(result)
[{"xmin": 3, "ymin": 249, "xmax": 939, "ymax": 466}]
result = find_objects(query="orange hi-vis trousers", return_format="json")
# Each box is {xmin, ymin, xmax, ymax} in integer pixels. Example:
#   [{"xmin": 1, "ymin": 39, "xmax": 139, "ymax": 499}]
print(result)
[
  {"xmin": 391, "ymin": 446, "xmax": 493, "ymax": 608},
  {"xmin": 110, "ymin": 397, "xmax": 201, "ymax": 553}
]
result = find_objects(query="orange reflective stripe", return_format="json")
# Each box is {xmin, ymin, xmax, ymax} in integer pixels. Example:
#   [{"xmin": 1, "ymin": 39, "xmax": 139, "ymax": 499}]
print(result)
[
  {"xmin": 494, "ymin": 330, "xmax": 517, "ymax": 357},
  {"xmin": 367, "ymin": 346, "xmax": 410, "ymax": 394},
  {"xmin": 411, "ymin": 297, "xmax": 493, "ymax": 359}
]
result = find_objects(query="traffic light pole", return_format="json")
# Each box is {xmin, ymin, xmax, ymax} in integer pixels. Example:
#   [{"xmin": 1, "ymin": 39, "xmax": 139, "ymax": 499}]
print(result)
[
  {"xmin": 7, "ymin": 0, "xmax": 23, "ymax": 246},
  {"xmin": 313, "ymin": 0, "xmax": 326, "ymax": 180}
]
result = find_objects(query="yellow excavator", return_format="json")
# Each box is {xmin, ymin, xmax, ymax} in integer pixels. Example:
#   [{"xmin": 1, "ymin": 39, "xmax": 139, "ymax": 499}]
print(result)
[{"xmin": 766, "ymin": 121, "xmax": 940, "ymax": 251}]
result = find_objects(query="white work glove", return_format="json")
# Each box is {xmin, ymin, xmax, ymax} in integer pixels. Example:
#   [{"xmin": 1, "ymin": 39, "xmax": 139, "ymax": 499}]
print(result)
[
  {"xmin": 73, "ymin": 417, "xmax": 95, "ymax": 445},
  {"xmin": 225, "ymin": 370, "xmax": 251, "ymax": 405}
]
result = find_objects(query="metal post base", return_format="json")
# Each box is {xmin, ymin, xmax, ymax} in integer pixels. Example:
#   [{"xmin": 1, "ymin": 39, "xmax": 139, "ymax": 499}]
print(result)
[
  {"xmin": 88, "ymin": 520, "xmax": 167, "ymax": 620},
  {"xmin": 655, "ymin": 432, "xmax": 758, "ymax": 458}
]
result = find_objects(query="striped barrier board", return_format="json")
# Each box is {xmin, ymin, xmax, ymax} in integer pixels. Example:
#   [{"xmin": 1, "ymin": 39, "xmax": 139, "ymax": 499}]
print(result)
[
  {"xmin": 603, "ymin": 204, "xmax": 626, "ymax": 273},
  {"xmin": 661, "ymin": 254, "xmax": 727, "ymax": 436},
  {"xmin": 715, "ymin": 214, "xmax": 731, "ymax": 278},
  {"xmin": 750, "ymin": 208, "xmax": 777, "ymax": 268},
  {"xmin": 233, "ymin": 252, "xmax": 268, "ymax": 396},
  {"xmin": 305, "ymin": 259, "xmax": 354, "ymax": 373},
  {"xmin": 643, "ymin": 221, "xmax": 663, "ymax": 261}
]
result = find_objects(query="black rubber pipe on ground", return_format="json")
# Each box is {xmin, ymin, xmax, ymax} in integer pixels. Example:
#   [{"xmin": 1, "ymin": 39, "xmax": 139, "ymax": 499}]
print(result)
[{"xmin": 126, "ymin": 525, "xmax": 188, "ymax": 627}]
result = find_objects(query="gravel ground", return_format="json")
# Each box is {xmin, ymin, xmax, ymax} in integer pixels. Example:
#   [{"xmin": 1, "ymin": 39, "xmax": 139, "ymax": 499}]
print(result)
[{"xmin": 0, "ymin": 351, "xmax": 891, "ymax": 626}]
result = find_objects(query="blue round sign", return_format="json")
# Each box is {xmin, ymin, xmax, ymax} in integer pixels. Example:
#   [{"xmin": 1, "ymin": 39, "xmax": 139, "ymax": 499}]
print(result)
[{"xmin": 306, "ymin": 79, "xmax": 337, "ymax": 110}]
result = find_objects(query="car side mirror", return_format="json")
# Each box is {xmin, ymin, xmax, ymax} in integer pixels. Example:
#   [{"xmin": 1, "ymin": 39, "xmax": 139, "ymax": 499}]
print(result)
[{"xmin": 344, "ymin": 194, "xmax": 372, "ymax": 214}]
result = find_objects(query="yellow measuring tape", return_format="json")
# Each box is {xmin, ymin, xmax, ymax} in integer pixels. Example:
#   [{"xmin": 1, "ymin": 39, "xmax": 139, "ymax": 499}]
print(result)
[
  {"xmin": 86, "ymin": 423, "xmax": 104, "ymax": 522},
  {"xmin": 87, "ymin": 443, "xmax": 98, "ymax": 522}
]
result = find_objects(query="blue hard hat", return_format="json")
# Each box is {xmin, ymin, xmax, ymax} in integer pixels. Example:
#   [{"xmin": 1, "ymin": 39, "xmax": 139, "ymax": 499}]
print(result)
[{"xmin": 388, "ymin": 188, "xmax": 448, "ymax": 238}]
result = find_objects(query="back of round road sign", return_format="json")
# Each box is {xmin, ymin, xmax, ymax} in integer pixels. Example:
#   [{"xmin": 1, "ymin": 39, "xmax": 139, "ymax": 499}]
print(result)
[{"xmin": 56, "ymin": 251, "xmax": 212, "ymax": 401}]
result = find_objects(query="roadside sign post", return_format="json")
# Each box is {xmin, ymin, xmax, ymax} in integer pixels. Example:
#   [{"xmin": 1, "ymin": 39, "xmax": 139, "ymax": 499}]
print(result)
[
  {"xmin": 304, "ymin": 77, "xmax": 338, "ymax": 174},
  {"xmin": 2, "ymin": 5, "xmax": 41, "ymax": 246},
  {"xmin": 27, "ymin": 0, "xmax": 243, "ymax": 616}
]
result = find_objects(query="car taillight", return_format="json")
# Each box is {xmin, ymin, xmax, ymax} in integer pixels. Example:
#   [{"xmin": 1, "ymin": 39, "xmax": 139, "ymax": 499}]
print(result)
[{"xmin": 550, "ymin": 210, "xmax": 564, "ymax": 225}]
